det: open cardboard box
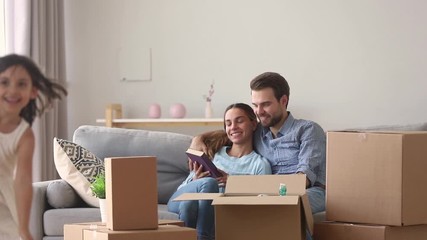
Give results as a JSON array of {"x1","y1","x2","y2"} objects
[{"x1": 174, "y1": 174, "x2": 313, "y2": 240}]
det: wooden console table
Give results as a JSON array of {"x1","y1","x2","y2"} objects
[{"x1": 96, "y1": 104, "x2": 223, "y2": 128}]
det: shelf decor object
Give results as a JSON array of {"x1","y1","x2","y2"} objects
[{"x1": 97, "y1": 104, "x2": 223, "y2": 128}]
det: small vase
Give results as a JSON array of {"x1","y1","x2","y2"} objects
[
  {"x1": 205, "y1": 101, "x2": 213, "y2": 118},
  {"x1": 99, "y1": 198, "x2": 107, "y2": 223}
]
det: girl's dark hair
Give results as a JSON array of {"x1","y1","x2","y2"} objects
[
  {"x1": 223, "y1": 102, "x2": 257, "y2": 129},
  {"x1": 0, "y1": 54, "x2": 67, "y2": 125}
]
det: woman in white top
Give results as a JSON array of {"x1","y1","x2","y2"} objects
[{"x1": 168, "y1": 103, "x2": 271, "y2": 240}]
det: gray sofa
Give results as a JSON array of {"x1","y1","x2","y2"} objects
[
  {"x1": 30, "y1": 122, "x2": 427, "y2": 240},
  {"x1": 30, "y1": 125, "x2": 193, "y2": 240}
]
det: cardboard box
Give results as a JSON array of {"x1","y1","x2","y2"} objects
[
  {"x1": 105, "y1": 156, "x2": 158, "y2": 230},
  {"x1": 64, "y1": 220, "x2": 184, "y2": 240},
  {"x1": 158, "y1": 219, "x2": 184, "y2": 227},
  {"x1": 175, "y1": 174, "x2": 313, "y2": 240},
  {"x1": 83, "y1": 225, "x2": 196, "y2": 240},
  {"x1": 64, "y1": 222, "x2": 105, "y2": 240},
  {"x1": 314, "y1": 222, "x2": 427, "y2": 240},
  {"x1": 326, "y1": 131, "x2": 427, "y2": 226}
]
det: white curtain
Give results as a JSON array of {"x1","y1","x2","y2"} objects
[{"x1": 5, "y1": 0, "x2": 67, "y2": 182}]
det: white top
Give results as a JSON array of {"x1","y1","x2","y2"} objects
[
  {"x1": 178, "y1": 146, "x2": 272, "y2": 189},
  {"x1": 0, "y1": 120, "x2": 29, "y2": 239},
  {"x1": 213, "y1": 146, "x2": 271, "y2": 175}
]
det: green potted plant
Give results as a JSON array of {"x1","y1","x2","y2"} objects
[
  {"x1": 90, "y1": 173, "x2": 107, "y2": 222},
  {"x1": 91, "y1": 173, "x2": 106, "y2": 199}
]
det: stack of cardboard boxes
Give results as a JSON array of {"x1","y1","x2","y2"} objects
[
  {"x1": 64, "y1": 156, "x2": 196, "y2": 240},
  {"x1": 315, "y1": 131, "x2": 427, "y2": 239}
]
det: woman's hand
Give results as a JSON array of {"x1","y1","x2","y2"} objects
[
  {"x1": 189, "y1": 160, "x2": 210, "y2": 180},
  {"x1": 216, "y1": 169, "x2": 228, "y2": 185}
]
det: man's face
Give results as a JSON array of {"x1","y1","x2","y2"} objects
[{"x1": 251, "y1": 88, "x2": 287, "y2": 128}]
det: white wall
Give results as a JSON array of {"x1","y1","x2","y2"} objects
[{"x1": 63, "y1": 0, "x2": 427, "y2": 138}]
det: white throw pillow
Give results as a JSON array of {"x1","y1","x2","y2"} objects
[{"x1": 53, "y1": 137, "x2": 104, "y2": 207}]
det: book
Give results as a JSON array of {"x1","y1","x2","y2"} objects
[{"x1": 185, "y1": 148, "x2": 223, "y2": 178}]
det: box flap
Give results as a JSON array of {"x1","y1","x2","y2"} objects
[
  {"x1": 224, "y1": 174, "x2": 306, "y2": 196},
  {"x1": 301, "y1": 194, "x2": 314, "y2": 235},
  {"x1": 83, "y1": 225, "x2": 197, "y2": 239},
  {"x1": 212, "y1": 195, "x2": 299, "y2": 205},
  {"x1": 172, "y1": 193, "x2": 223, "y2": 201}
]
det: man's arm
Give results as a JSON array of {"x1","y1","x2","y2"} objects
[
  {"x1": 189, "y1": 130, "x2": 229, "y2": 159},
  {"x1": 297, "y1": 123, "x2": 326, "y2": 188}
]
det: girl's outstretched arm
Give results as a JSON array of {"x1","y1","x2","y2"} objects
[{"x1": 14, "y1": 128, "x2": 35, "y2": 240}]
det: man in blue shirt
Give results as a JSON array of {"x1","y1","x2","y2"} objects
[{"x1": 250, "y1": 72, "x2": 326, "y2": 214}]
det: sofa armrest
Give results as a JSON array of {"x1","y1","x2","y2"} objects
[{"x1": 30, "y1": 180, "x2": 56, "y2": 240}]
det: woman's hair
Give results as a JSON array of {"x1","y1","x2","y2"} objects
[
  {"x1": 223, "y1": 102, "x2": 257, "y2": 129},
  {"x1": 202, "y1": 130, "x2": 231, "y2": 160},
  {"x1": 202, "y1": 103, "x2": 257, "y2": 159},
  {"x1": 0, "y1": 54, "x2": 68, "y2": 125}
]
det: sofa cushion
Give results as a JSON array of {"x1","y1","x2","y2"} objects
[
  {"x1": 46, "y1": 180, "x2": 81, "y2": 208},
  {"x1": 43, "y1": 208, "x2": 101, "y2": 236},
  {"x1": 73, "y1": 126, "x2": 193, "y2": 204},
  {"x1": 158, "y1": 204, "x2": 179, "y2": 220},
  {"x1": 43, "y1": 205, "x2": 179, "y2": 236},
  {"x1": 53, "y1": 138, "x2": 104, "y2": 207}
]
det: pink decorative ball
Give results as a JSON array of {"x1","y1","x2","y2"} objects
[
  {"x1": 148, "y1": 103, "x2": 161, "y2": 118},
  {"x1": 169, "y1": 103, "x2": 186, "y2": 118}
]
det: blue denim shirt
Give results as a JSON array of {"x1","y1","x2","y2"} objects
[{"x1": 253, "y1": 112, "x2": 326, "y2": 187}]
